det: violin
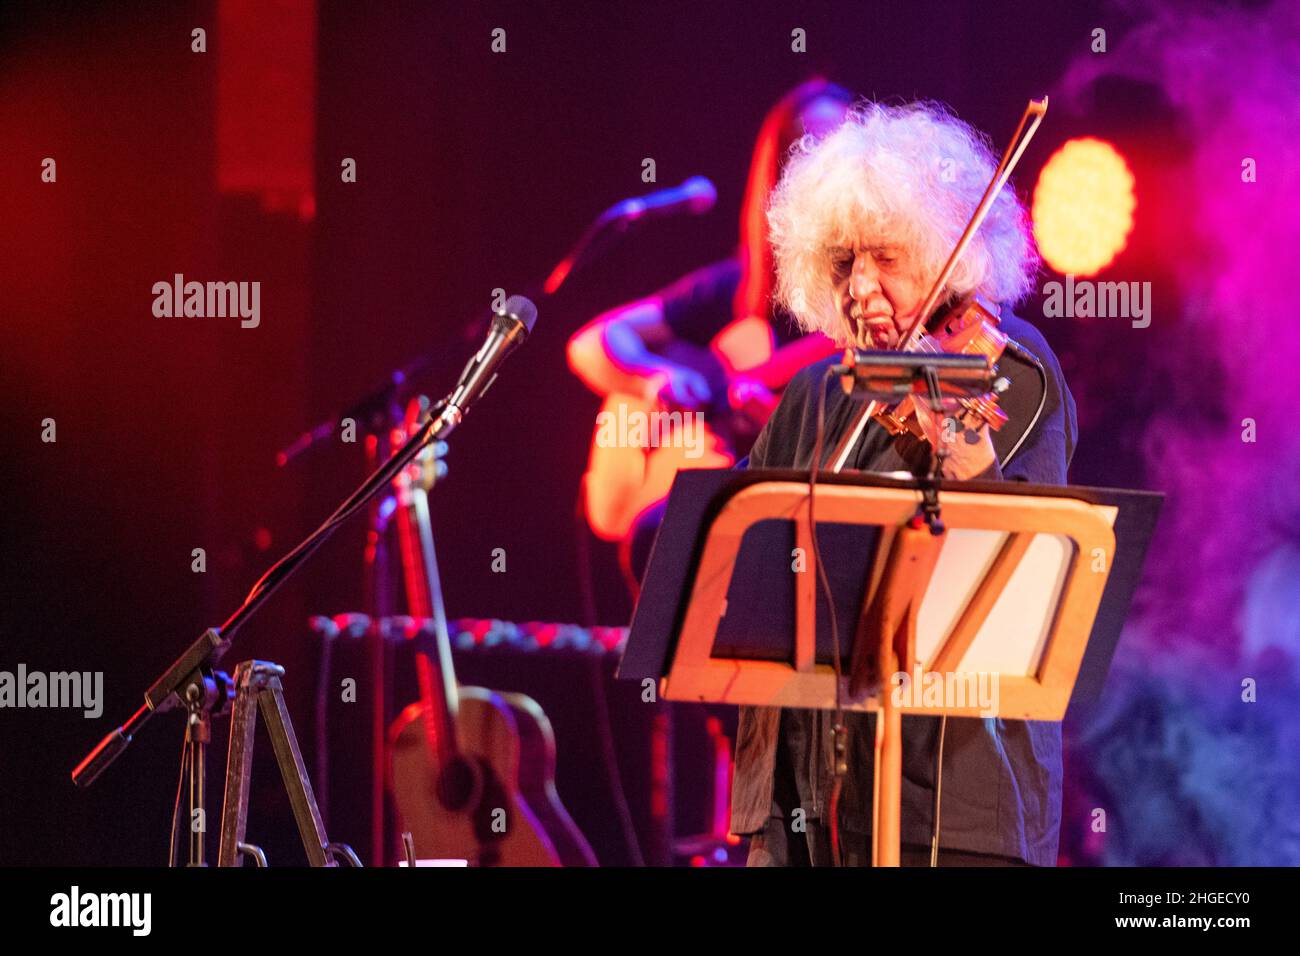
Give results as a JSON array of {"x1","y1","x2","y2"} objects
[
  {"x1": 868, "y1": 293, "x2": 1010, "y2": 439},
  {"x1": 828, "y1": 97, "x2": 1048, "y2": 472}
]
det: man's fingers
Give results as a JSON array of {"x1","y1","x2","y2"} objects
[{"x1": 913, "y1": 400, "x2": 943, "y2": 446}]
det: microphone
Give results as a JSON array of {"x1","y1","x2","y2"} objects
[
  {"x1": 438, "y1": 295, "x2": 538, "y2": 435},
  {"x1": 542, "y1": 177, "x2": 716, "y2": 294},
  {"x1": 610, "y1": 176, "x2": 717, "y2": 223}
]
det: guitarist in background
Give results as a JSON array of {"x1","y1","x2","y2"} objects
[{"x1": 567, "y1": 79, "x2": 853, "y2": 591}]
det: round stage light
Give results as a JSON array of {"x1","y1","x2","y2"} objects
[{"x1": 1032, "y1": 137, "x2": 1135, "y2": 277}]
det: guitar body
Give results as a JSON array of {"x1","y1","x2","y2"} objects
[
  {"x1": 391, "y1": 685, "x2": 598, "y2": 867},
  {"x1": 496, "y1": 689, "x2": 599, "y2": 867},
  {"x1": 583, "y1": 392, "x2": 735, "y2": 541}
]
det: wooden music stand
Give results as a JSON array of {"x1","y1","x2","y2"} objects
[{"x1": 620, "y1": 469, "x2": 1162, "y2": 866}]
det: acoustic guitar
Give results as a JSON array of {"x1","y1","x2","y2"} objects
[
  {"x1": 388, "y1": 399, "x2": 597, "y2": 866},
  {"x1": 581, "y1": 329, "x2": 838, "y2": 541}
]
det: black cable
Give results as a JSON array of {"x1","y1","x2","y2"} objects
[
  {"x1": 168, "y1": 739, "x2": 189, "y2": 867},
  {"x1": 573, "y1": 481, "x2": 599, "y2": 628},
  {"x1": 571, "y1": 478, "x2": 643, "y2": 864},
  {"x1": 929, "y1": 715, "x2": 947, "y2": 866},
  {"x1": 586, "y1": 653, "x2": 646, "y2": 866},
  {"x1": 919, "y1": 371, "x2": 953, "y2": 867},
  {"x1": 998, "y1": 340, "x2": 1048, "y2": 470},
  {"x1": 314, "y1": 634, "x2": 333, "y2": 827},
  {"x1": 809, "y1": 366, "x2": 847, "y2": 865}
]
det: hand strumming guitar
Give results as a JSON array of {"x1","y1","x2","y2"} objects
[{"x1": 646, "y1": 365, "x2": 713, "y2": 410}]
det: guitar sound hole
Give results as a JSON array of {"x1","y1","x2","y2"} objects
[{"x1": 436, "y1": 756, "x2": 478, "y2": 811}]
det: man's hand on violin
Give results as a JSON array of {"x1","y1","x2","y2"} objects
[{"x1": 911, "y1": 400, "x2": 997, "y2": 480}]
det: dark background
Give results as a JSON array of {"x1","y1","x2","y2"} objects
[{"x1": 0, "y1": 0, "x2": 1155, "y2": 865}]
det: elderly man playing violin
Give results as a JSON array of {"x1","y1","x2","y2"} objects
[{"x1": 733, "y1": 100, "x2": 1078, "y2": 867}]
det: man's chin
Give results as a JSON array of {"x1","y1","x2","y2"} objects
[{"x1": 853, "y1": 327, "x2": 898, "y2": 350}]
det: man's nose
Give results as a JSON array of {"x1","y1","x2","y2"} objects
[{"x1": 849, "y1": 253, "x2": 881, "y2": 303}]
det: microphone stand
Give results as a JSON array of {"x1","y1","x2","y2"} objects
[
  {"x1": 71, "y1": 400, "x2": 460, "y2": 865},
  {"x1": 277, "y1": 178, "x2": 713, "y2": 467},
  {"x1": 543, "y1": 176, "x2": 715, "y2": 294},
  {"x1": 249, "y1": 177, "x2": 706, "y2": 855}
]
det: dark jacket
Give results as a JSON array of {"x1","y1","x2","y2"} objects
[{"x1": 729, "y1": 314, "x2": 1077, "y2": 866}]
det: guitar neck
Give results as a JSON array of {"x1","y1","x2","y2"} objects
[
  {"x1": 746, "y1": 333, "x2": 839, "y2": 391},
  {"x1": 394, "y1": 484, "x2": 460, "y2": 765}
]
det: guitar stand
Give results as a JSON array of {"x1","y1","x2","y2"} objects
[{"x1": 217, "y1": 659, "x2": 362, "y2": 867}]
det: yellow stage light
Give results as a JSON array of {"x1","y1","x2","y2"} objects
[{"x1": 1032, "y1": 138, "x2": 1135, "y2": 277}]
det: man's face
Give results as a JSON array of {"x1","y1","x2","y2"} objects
[{"x1": 831, "y1": 243, "x2": 929, "y2": 350}]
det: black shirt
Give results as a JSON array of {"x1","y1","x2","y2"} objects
[{"x1": 658, "y1": 256, "x2": 803, "y2": 348}]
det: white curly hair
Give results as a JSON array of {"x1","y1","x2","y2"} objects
[{"x1": 767, "y1": 100, "x2": 1039, "y2": 344}]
